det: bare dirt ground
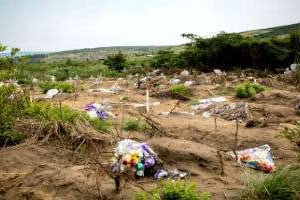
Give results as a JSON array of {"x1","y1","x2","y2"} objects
[{"x1": 1, "y1": 76, "x2": 300, "y2": 200}]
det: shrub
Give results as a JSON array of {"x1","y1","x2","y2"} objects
[
  {"x1": 135, "y1": 180, "x2": 211, "y2": 200},
  {"x1": 235, "y1": 82, "x2": 265, "y2": 98},
  {"x1": 0, "y1": 85, "x2": 29, "y2": 145},
  {"x1": 24, "y1": 102, "x2": 111, "y2": 133},
  {"x1": 170, "y1": 84, "x2": 191, "y2": 96},
  {"x1": 52, "y1": 68, "x2": 70, "y2": 81},
  {"x1": 279, "y1": 121, "x2": 300, "y2": 147},
  {"x1": 0, "y1": 130, "x2": 25, "y2": 146},
  {"x1": 38, "y1": 81, "x2": 74, "y2": 93},
  {"x1": 17, "y1": 79, "x2": 31, "y2": 85},
  {"x1": 24, "y1": 102, "x2": 84, "y2": 122},
  {"x1": 241, "y1": 164, "x2": 300, "y2": 200},
  {"x1": 123, "y1": 117, "x2": 150, "y2": 132},
  {"x1": 104, "y1": 51, "x2": 128, "y2": 71},
  {"x1": 90, "y1": 119, "x2": 112, "y2": 133}
]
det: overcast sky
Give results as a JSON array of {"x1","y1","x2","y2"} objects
[{"x1": 0, "y1": 0, "x2": 299, "y2": 52}]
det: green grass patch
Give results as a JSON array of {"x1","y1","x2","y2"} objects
[
  {"x1": 0, "y1": 85, "x2": 29, "y2": 145},
  {"x1": 170, "y1": 84, "x2": 191, "y2": 96},
  {"x1": 123, "y1": 117, "x2": 150, "y2": 132},
  {"x1": 279, "y1": 121, "x2": 300, "y2": 147},
  {"x1": 38, "y1": 81, "x2": 74, "y2": 93},
  {"x1": 240, "y1": 164, "x2": 300, "y2": 200},
  {"x1": 235, "y1": 82, "x2": 265, "y2": 98},
  {"x1": 135, "y1": 180, "x2": 211, "y2": 200},
  {"x1": 24, "y1": 102, "x2": 111, "y2": 133}
]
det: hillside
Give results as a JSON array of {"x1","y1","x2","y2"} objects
[
  {"x1": 42, "y1": 45, "x2": 179, "y2": 62},
  {"x1": 32, "y1": 22, "x2": 300, "y2": 62},
  {"x1": 240, "y1": 22, "x2": 300, "y2": 39}
]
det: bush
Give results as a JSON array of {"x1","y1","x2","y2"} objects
[
  {"x1": 235, "y1": 82, "x2": 265, "y2": 98},
  {"x1": 38, "y1": 81, "x2": 74, "y2": 93},
  {"x1": 279, "y1": 121, "x2": 300, "y2": 147},
  {"x1": 17, "y1": 79, "x2": 31, "y2": 85},
  {"x1": 123, "y1": 117, "x2": 150, "y2": 132},
  {"x1": 24, "y1": 102, "x2": 111, "y2": 133},
  {"x1": 0, "y1": 130, "x2": 25, "y2": 146},
  {"x1": 170, "y1": 84, "x2": 191, "y2": 96},
  {"x1": 241, "y1": 164, "x2": 300, "y2": 200},
  {"x1": 90, "y1": 119, "x2": 112, "y2": 133},
  {"x1": 24, "y1": 102, "x2": 84, "y2": 122},
  {"x1": 135, "y1": 180, "x2": 211, "y2": 200},
  {"x1": 104, "y1": 51, "x2": 127, "y2": 71},
  {"x1": 0, "y1": 85, "x2": 29, "y2": 145}
]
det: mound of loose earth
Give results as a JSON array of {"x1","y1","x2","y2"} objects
[{"x1": 0, "y1": 144, "x2": 115, "y2": 200}]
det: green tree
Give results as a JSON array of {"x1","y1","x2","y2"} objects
[
  {"x1": 150, "y1": 50, "x2": 179, "y2": 68},
  {"x1": 0, "y1": 43, "x2": 6, "y2": 52},
  {"x1": 10, "y1": 47, "x2": 20, "y2": 57},
  {"x1": 104, "y1": 51, "x2": 127, "y2": 71}
]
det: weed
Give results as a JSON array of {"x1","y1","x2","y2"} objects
[
  {"x1": 235, "y1": 82, "x2": 265, "y2": 98},
  {"x1": 90, "y1": 119, "x2": 112, "y2": 133},
  {"x1": 279, "y1": 121, "x2": 300, "y2": 147},
  {"x1": 240, "y1": 164, "x2": 300, "y2": 200},
  {"x1": 24, "y1": 102, "x2": 111, "y2": 133},
  {"x1": 38, "y1": 81, "x2": 74, "y2": 93},
  {"x1": 123, "y1": 117, "x2": 150, "y2": 132},
  {"x1": 135, "y1": 180, "x2": 211, "y2": 200},
  {"x1": 0, "y1": 85, "x2": 29, "y2": 145},
  {"x1": 170, "y1": 84, "x2": 191, "y2": 96}
]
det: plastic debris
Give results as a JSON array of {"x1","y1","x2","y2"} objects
[
  {"x1": 180, "y1": 70, "x2": 189, "y2": 76},
  {"x1": 192, "y1": 96, "x2": 227, "y2": 111},
  {"x1": 45, "y1": 89, "x2": 59, "y2": 99},
  {"x1": 154, "y1": 169, "x2": 168, "y2": 179},
  {"x1": 111, "y1": 139, "x2": 158, "y2": 177},
  {"x1": 84, "y1": 103, "x2": 114, "y2": 120},
  {"x1": 32, "y1": 78, "x2": 38, "y2": 84},
  {"x1": 168, "y1": 169, "x2": 188, "y2": 180},
  {"x1": 213, "y1": 69, "x2": 222, "y2": 75},
  {"x1": 89, "y1": 85, "x2": 123, "y2": 94},
  {"x1": 49, "y1": 75, "x2": 56, "y2": 82},
  {"x1": 169, "y1": 78, "x2": 181, "y2": 85},
  {"x1": 184, "y1": 81, "x2": 194, "y2": 87},
  {"x1": 110, "y1": 85, "x2": 123, "y2": 93},
  {"x1": 232, "y1": 144, "x2": 275, "y2": 173},
  {"x1": 202, "y1": 102, "x2": 248, "y2": 121},
  {"x1": 290, "y1": 63, "x2": 299, "y2": 72}
]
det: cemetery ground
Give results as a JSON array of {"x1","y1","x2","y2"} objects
[{"x1": 0, "y1": 72, "x2": 300, "y2": 200}]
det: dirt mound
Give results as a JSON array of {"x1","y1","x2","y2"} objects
[
  {"x1": 252, "y1": 90, "x2": 300, "y2": 107},
  {"x1": 151, "y1": 90, "x2": 191, "y2": 101},
  {"x1": 148, "y1": 137, "x2": 221, "y2": 173},
  {"x1": 0, "y1": 145, "x2": 115, "y2": 200}
]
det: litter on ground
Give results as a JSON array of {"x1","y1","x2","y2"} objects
[
  {"x1": 84, "y1": 103, "x2": 115, "y2": 120},
  {"x1": 202, "y1": 102, "x2": 248, "y2": 121},
  {"x1": 45, "y1": 89, "x2": 59, "y2": 99},
  {"x1": 111, "y1": 139, "x2": 158, "y2": 177},
  {"x1": 228, "y1": 144, "x2": 275, "y2": 173}
]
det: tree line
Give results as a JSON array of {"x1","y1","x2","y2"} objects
[{"x1": 151, "y1": 32, "x2": 300, "y2": 71}]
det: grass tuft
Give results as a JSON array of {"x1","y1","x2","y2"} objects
[{"x1": 240, "y1": 164, "x2": 300, "y2": 200}]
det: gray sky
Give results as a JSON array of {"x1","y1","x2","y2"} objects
[{"x1": 0, "y1": 0, "x2": 299, "y2": 51}]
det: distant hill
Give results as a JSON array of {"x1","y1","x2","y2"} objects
[
  {"x1": 0, "y1": 51, "x2": 49, "y2": 57},
  {"x1": 240, "y1": 22, "x2": 300, "y2": 39},
  {"x1": 31, "y1": 22, "x2": 300, "y2": 62},
  {"x1": 42, "y1": 46, "x2": 178, "y2": 62}
]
